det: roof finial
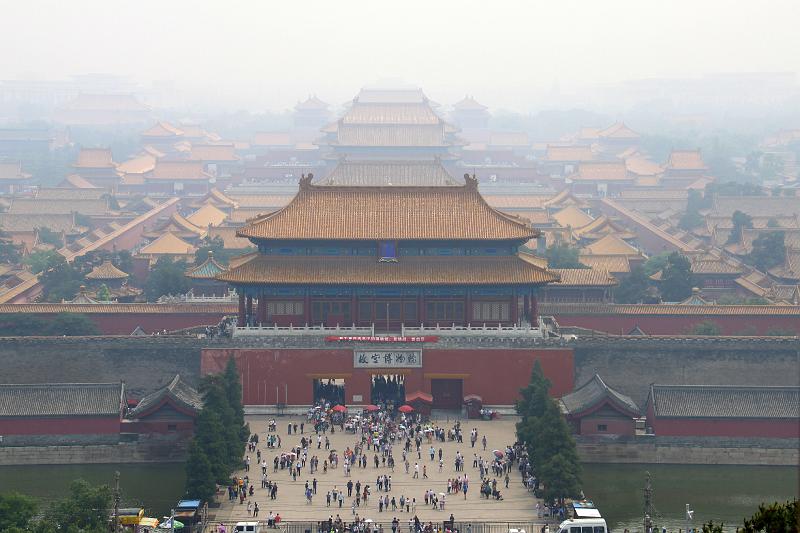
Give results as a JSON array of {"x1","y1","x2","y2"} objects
[{"x1": 464, "y1": 173, "x2": 478, "y2": 190}]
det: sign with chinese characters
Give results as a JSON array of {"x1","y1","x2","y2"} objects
[
  {"x1": 327, "y1": 336, "x2": 437, "y2": 343},
  {"x1": 354, "y1": 350, "x2": 423, "y2": 368}
]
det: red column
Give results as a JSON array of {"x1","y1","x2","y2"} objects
[
  {"x1": 464, "y1": 290, "x2": 471, "y2": 325},
  {"x1": 510, "y1": 290, "x2": 519, "y2": 325},
  {"x1": 246, "y1": 296, "x2": 254, "y2": 326},
  {"x1": 418, "y1": 293, "x2": 425, "y2": 325},
  {"x1": 351, "y1": 292, "x2": 358, "y2": 326},
  {"x1": 238, "y1": 292, "x2": 246, "y2": 326},
  {"x1": 303, "y1": 291, "x2": 311, "y2": 325},
  {"x1": 257, "y1": 293, "x2": 267, "y2": 325},
  {"x1": 523, "y1": 293, "x2": 530, "y2": 322},
  {"x1": 531, "y1": 292, "x2": 538, "y2": 325}
]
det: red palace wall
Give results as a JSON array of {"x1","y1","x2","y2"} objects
[
  {"x1": 202, "y1": 348, "x2": 574, "y2": 407},
  {"x1": 0, "y1": 416, "x2": 121, "y2": 435},
  {"x1": 579, "y1": 417, "x2": 634, "y2": 436},
  {"x1": 650, "y1": 417, "x2": 800, "y2": 439},
  {"x1": 552, "y1": 314, "x2": 800, "y2": 336}
]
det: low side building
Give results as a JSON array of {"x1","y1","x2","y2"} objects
[
  {"x1": 0, "y1": 382, "x2": 125, "y2": 446},
  {"x1": 125, "y1": 375, "x2": 202, "y2": 438},
  {"x1": 560, "y1": 374, "x2": 640, "y2": 436},
  {"x1": 646, "y1": 384, "x2": 800, "y2": 439}
]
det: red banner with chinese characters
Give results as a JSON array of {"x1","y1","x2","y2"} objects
[{"x1": 325, "y1": 335, "x2": 438, "y2": 343}]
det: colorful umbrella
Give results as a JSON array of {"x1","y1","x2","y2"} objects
[
  {"x1": 398, "y1": 404, "x2": 414, "y2": 413},
  {"x1": 365, "y1": 404, "x2": 380, "y2": 412},
  {"x1": 493, "y1": 449, "x2": 504, "y2": 458},
  {"x1": 332, "y1": 404, "x2": 347, "y2": 412}
]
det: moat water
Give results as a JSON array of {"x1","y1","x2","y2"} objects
[{"x1": 0, "y1": 463, "x2": 797, "y2": 530}]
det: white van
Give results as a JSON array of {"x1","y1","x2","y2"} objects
[
  {"x1": 556, "y1": 518, "x2": 608, "y2": 533},
  {"x1": 235, "y1": 522, "x2": 261, "y2": 533}
]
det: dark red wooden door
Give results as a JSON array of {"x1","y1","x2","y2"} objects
[{"x1": 431, "y1": 379, "x2": 463, "y2": 410}]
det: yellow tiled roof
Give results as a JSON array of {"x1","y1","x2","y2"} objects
[
  {"x1": 217, "y1": 253, "x2": 559, "y2": 286},
  {"x1": 582, "y1": 234, "x2": 641, "y2": 256},
  {"x1": 138, "y1": 233, "x2": 197, "y2": 255},
  {"x1": 186, "y1": 203, "x2": 228, "y2": 228},
  {"x1": 552, "y1": 205, "x2": 594, "y2": 229},
  {"x1": 545, "y1": 145, "x2": 594, "y2": 162},
  {"x1": 74, "y1": 148, "x2": 114, "y2": 168},
  {"x1": 667, "y1": 150, "x2": 707, "y2": 170},
  {"x1": 550, "y1": 268, "x2": 617, "y2": 286}
]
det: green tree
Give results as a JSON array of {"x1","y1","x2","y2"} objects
[
  {"x1": 689, "y1": 321, "x2": 721, "y2": 336},
  {"x1": 48, "y1": 312, "x2": 99, "y2": 336},
  {"x1": 0, "y1": 491, "x2": 37, "y2": 531},
  {"x1": 717, "y1": 294, "x2": 769, "y2": 305},
  {"x1": 747, "y1": 231, "x2": 786, "y2": 272},
  {"x1": 24, "y1": 249, "x2": 64, "y2": 275},
  {"x1": 195, "y1": 236, "x2": 238, "y2": 266},
  {"x1": 96, "y1": 283, "x2": 111, "y2": 302},
  {"x1": 44, "y1": 479, "x2": 112, "y2": 533},
  {"x1": 740, "y1": 499, "x2": 798, "y2": 533},
  {"x1": 545, "y1": 244, "x2": 587, "y2": 269},
  {"x1": 38, "y1": 259, "x2": 83, "y2": 302},
  {"x1": 184, "y1": 440, "x2": 217, "y2": 501},
  {"x1": 223, "y1": 357, "x2": 250, "y2": 443},
  {"x1": 0, "y1": 230, "x2": 22, "y2": 264},
  {"x1": 144, "y1": 257, "x2": 190, "y2": 301},
  {"x1": 36, "y1": 227, "x2": 64, "y2": 248},
  {"x1": 614, "y1": 265, "x2": 651, "y2": 303},
  {"x1": 679, "y1": 189, "x2": 705, "y2": 230},
  {"x1": 643, "y1": 252, "x2": 671, "y2": 276},
  {"x1": 700, "y1": 521, "x2": 724, "y2": 533},
  {"x1": 660, "y1": 252, "x2": 693, "y2": 302},
  {"x1": 726, "y1": 210, "x2": 753, "y2": 245}
]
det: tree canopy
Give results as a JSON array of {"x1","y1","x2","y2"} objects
[
  {"x1": 614, "y1": 265, "x2": 651, "y2": 304},
  {"x1": 747, "y1": 231, "x2": 786, "y2": 272},
  {"x1": 545, "y1": 244, "x2": 587, "y2": 269},
  {"x1": 726, "y1": 210, "x2": 753, "y2": 244},
  {"x1": 0, "y1": 313, "x2": 99, "y2": 336},
  {"x1": 660, "y1": 252, "x2": 693, "y2": 302},
  {"x1": 515, "y1": 362, "x2": 581, "y2": 504},
  {"x1": 145, "y1": 256, "x2": 190, "y2": 301},
  {"x1": 185, "y1": 357, "x2": 249, "y2": 502}
]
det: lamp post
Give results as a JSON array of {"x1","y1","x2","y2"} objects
[{"x1": 685, "y1": 503, "x2": 694, "y2": 533}]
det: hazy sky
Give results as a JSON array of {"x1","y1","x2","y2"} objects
[{"x1": 2, "y1": 0, "x2": 799, "y2": 111}]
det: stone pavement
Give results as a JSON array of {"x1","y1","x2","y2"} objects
[{"x1": 213, "y1": 415, "x2": 545, "y2": 525}]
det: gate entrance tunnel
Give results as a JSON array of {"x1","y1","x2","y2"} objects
[
  {"x1": 431, "y1": 378, "x2": 463, "y2": 410},
  {"x1": 370, "y1": 374, "x2": 406, "y2": 408},
  {"x1": 313, "y1": 378, "x2": 345, "y2": 406}
]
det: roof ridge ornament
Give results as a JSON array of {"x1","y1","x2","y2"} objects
[
  {"x1": 464, "y1": 173, "x2": 478, "y2": 190},
  {"x1": 298, "y1": 173, "x2": 314, "y2": 190}
]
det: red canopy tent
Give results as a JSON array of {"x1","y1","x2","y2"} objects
[{"x1": 405, "y1": 390, "x2": 433, "y2": 416}]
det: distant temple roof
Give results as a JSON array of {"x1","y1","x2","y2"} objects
[
  {"x1": 127, "y1": 374, "x2": 202, "y2": 419},
  {"x1": 598, "y1": 122, "x2": 639, "y2": 140},
  {"x1": 549, "y1": 268, "x2": 617, "y2": 287},
  {"x1": 648, "y1": 385, "x2": 799, "y2": 419},
  {"x1": 237, "y1": 175, "x2": 536, "y2": 242},
  {"x1": 73, "y1": 147, "x2": 115, "y2": 168},
  {"x1": 139, "y1": 233, "x2": 197, "y2": 255},
  {"x1": 86, "y1": 260, "x2": 129, "y2": 281},
  {"x1": 453, "y1": 96, "x2": 488, "y2": 112},
  {"x1": 666, "y1": 149, "x2": 708, "y2": 170},
  {"x1": 0, "y1": 382, "x2": 124, "y2": 417},
  {"x1": 316, "y1": 160, "x2": 460, "y2": 187},
  {"x1": 545, "y1": 145, "x2": 594, "y2": 162},
  {"x1": 295, "y1": 95, "x2": 329, "y2": 111},
  {"x1": 560, "y1": 374, "x2": 640, "y2": 417},
  {"x1": 186, "y1": 204, "x2": 228, "y2": 228},
  {"x1": 0, "y1": 161, "x2": 32, "y2": 181}
]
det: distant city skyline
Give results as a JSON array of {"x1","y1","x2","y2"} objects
[{"x1": 1, "y1": 0, "x2": 799, "y2": 112}]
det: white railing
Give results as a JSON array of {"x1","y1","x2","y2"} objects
[
  {"x1": 233, "y1": 323, "x2": 375, "y2": 337},
  {"x1": 402, "y1": 321, "x2": 547, "y2": 338},
  {"x1": 233, "y1": 319, "x2": 554, "y2": 338}
]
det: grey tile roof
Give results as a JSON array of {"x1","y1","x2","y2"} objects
[
  {"x1": 0, "y1": 383, "x2": 124, "y2": 417},
  {"x1": 560, "y1": 374, "x2": 640, "y2": 416},
  {"x1": 649, "y1": 385, "x2": 800, "y2": 419},
  {"x1": 127, "y1": 375, "x2": 202, "y2": 418}
]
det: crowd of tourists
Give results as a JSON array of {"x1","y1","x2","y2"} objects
[{"x1": 224, "y1": 408, "x2": 542, "y2": 532}]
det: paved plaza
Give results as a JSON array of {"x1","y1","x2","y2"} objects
[{"x1": 213, "y1": 415, "x2": 546, "y2": 525}]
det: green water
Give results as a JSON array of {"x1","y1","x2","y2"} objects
[
  {"x1": 581, "y1": 464, "x2": 799, "y2": 532},
  {"x1": 0, "y1": 463, "x2": 186, "y2": 517}
]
